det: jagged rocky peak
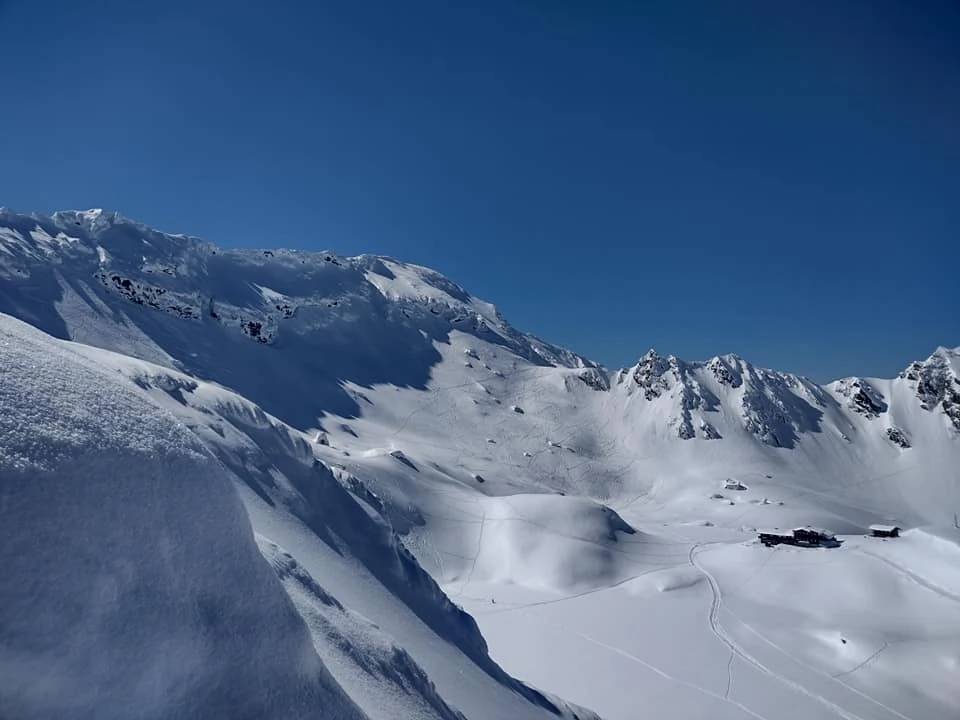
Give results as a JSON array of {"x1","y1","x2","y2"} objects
[
  {"x1": 624, "y1": 350, "x2": 717, "y2": 439},
  {"x1": 631, "y1": 349, "x2": 680, "y2": 400},
  {"x1": 833, "y1": 378, "x2": 888, "y2": 419},
  {"x1": 620, "y1": 348, "x2": 828, "y2": 446},
  {"x1": 706, "y1": 355, "x2": 744, "y2": 388},
  {"x1": 899, "y1": 346, "x2": 960, "y2": 431}
]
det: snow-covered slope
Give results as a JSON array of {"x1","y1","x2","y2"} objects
[
  {"x1": 0, "y1": 208, "x2": 591, "y2": 425},
  {"x1": 1, "y1": 208, "x2": 958, "y2": 720},
  {"x1": 0, "y1": 314, "x2": 365, "y2": 720}
]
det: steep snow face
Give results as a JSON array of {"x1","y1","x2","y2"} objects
[
  {"x1": 0, "y1": 314, "x2": 365, "y2": 720},
  {"x1": 258, "y1": 538, "x2": 466, "y2": 720}
]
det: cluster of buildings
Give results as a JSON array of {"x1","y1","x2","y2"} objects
[{"x1": 757, "y1": 524, "x2": 900, "y2": 548}]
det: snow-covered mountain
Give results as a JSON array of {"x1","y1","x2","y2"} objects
[{"x1": 2, "y1": 208, "x2": 958, "y2": 720}]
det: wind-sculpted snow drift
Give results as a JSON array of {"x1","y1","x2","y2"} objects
[
  {"x1": 1, "y1": 208, "x2": 958, "y2": 720},
  {"x1": 0, "y1": 314, "x2": 366, "y2": 720}
]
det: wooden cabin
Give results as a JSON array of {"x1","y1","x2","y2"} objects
[
  {"x1": 758, "y1": 530, "x2": 795, "y2": 547},
  {"x1": 793, "y1": 527, "x2": 836, "y2": 546},
  {"x1": 758, "y1": 527, "x2": 837, "y2": 548},
  {"x1": 869, "y1": 524, "x2": 901, "y2": 538}
]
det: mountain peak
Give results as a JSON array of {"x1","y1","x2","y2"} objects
[
  {"x1": 930, "y1": 345, "x2": 960, "y2": 364},
  {"x1": 898, "y1": 345, "x2": 960, "y2": 430},
  {"x1": 49, "y1": 208, "x2": 140, "y2": 235}
]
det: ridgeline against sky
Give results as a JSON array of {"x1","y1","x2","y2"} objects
[{"x1": 1, "y1": 0, "x2": 956, "y2": 380}]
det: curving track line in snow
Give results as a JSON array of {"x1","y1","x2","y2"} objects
[
  {"x1": 832, "y1": 642, "x2": 890, "y2": 680},
  {"x1": 689, "y1": 543, "x2": 869, "y2": 720},
  {"x1": 729, "y1": 613, "x2": 912, "y2": 720},
  {"x1": 474, "y1": 561, "x2": 687, "y2": 616},
  {"x1": 692, "y1": 543, "x2": 915, "y2": 720},
  {"x1": 569, "y1": 629, "x2": 773, "y2": 720},
  {"x1": 724, "y1": 651, "x2": 735, "y2": 699},
  {"x1": 856, "y1": 548, "x2": 960, "y2": 604},
  {"x1": 459, "y1": 508, "x2": 487, "y2": 592}
]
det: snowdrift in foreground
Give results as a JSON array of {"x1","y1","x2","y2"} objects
[
  {"x1": 258, "y1": 537, "x2": 466, "y2": 720},
  {"x1": 0, "y1": 314, "x2": 365, "y2": 720}
]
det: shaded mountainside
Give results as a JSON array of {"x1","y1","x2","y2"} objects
[{"x1": 0, "y1": 208, "x2": 592, "y2": 425}]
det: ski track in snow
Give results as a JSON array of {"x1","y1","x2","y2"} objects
[
  {"x1": 832, "y1": 642, "x2": 890, "y2": 680},
  {"x1": 568, "y1": 628, "x2": 773, "y2": 720},
  {"x1": 690, "y1": 541, "x2": 916, "y2": 720},
  {"x1": 730, "y1": 614, "x2": 913, "y2": 720},
  {"x1": 855, "y1": 548, "x2": 960, "y2": 604},
  {"x1": 459, "y1": 508, "x2": 487, "y2": 593},
  {"x1": 724, "y1": 651, "x2": 735, "y2": 699},
  {"x1": 690, "y1": 543, "x2": 868, "y2": 720}
]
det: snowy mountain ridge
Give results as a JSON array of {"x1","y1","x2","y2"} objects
[
  {"x1": 0, "y1": 207, "x2": 592, "y2": 368},
  {"x1": 614, "y1": 344, "x2": 960, "y2": 451},
  {"x1": 2, "y1": 207, "x2": 956, "y2": 449}
]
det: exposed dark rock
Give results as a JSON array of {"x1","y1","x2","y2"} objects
[
  {"x1": 95, "y1": 271, "x2": 199, "y2": 319},
  {"x1": 707, "y1": 357, "x2": 743, "y2": 388},
  {"x1": 886, "y1": 426, "x2": 911, "y2": 448},
  {"x1": 700, "y1": 422, "x2": 722, "y2": 440},
  {"x1": 899, "y1": 351, "x2": 960, "y2": 431},
  {"x1": 632, "y1": 349, "x2": 673, "y2": 400},
  {"x1": 834, "y1": 378, "x2": 887, "y2": 419},
  {"x1": 576, "y1": 368, "x2": 610, "y2": 391}
]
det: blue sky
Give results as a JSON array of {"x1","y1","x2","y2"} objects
[{"x1": 1, "y1": 0, "x2": 957, "y2": 380}]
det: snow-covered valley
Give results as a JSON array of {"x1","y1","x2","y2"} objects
[{"x1": 1, "y1": 209, "x2": 958, "y2": 719}]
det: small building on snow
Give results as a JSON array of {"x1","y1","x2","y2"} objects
[
  {"x1": 793, "y1": 526, "x2": 836, "y2": 546},
  {"x1": 758, "y1": 526, "x2": 837, "y2": 548},
  {"x1": 869, "y1": 524, "x2": 901, "y2": 538},
  {"x1": 758, "y1": 530, "x2": 795, "y2": 547}
]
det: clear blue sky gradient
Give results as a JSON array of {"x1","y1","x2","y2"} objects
[{"x1": 2, "y1": 0, "x2": 957, "y2": 380}]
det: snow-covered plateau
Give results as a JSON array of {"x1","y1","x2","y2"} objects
[{"x1": 1, "y1": 208, "x2": 958, "y2": 720}]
